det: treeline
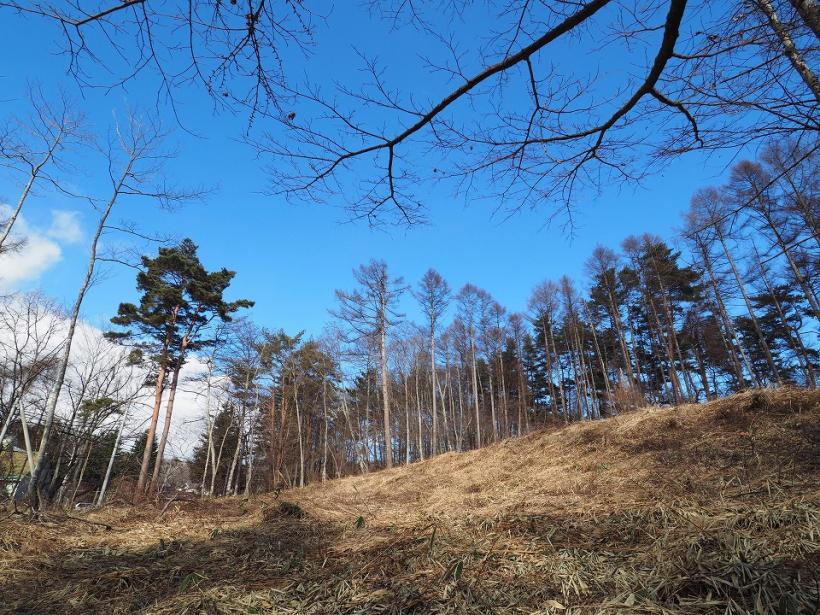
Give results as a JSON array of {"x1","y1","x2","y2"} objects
[
  {"x1": 190, "y1": 140, "x2": 818, "y2": 494},
  {"x1": 0, "y1": 140, "x2": 817, "y2": 505}
]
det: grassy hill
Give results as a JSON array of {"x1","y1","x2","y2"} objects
[{"x1": 1, "y1": 387, "x2": 818, "y2": 614}]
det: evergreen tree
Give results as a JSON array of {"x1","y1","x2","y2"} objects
[{"x1": 107, "y1": 238, "x2": 253, "y2": 497}]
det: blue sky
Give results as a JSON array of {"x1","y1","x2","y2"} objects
[{"x1": 0, "y1": 3, "x2": 748, "y2": 335}]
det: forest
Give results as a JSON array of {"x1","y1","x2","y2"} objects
[
  {"x1": 0, "y1": 0, "x2": 818, "y2": 613},
  {"x1": 1, "y1": 139, "x2": 816, "y2": 506}
]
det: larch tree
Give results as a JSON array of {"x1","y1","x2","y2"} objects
[
  {"x1": 333, "y1": 260, "x2": 405, "y2": 469},
  {"x1": 413, "y1": 269, "x2": 450, "y2": 457},
  {"x1": 456, "y1": 284, "x2": 492, "y2": 448}
]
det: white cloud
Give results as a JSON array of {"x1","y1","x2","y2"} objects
[
  {"x1": 0, "y1": 205, "x2": 83, "y2": 288},
  {"x1": 47, "y1": 210, "x2": 83, "y2": 243},
  {"x1": 0, "y1": 292, "x2": 211, "y2": 460}
]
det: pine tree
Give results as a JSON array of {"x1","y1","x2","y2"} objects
[{"x1": 107, "y1": 238, "x2": 253, "y2": 497}]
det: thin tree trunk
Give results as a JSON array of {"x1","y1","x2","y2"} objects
[
  {"x1": 379, "y1": 305, "x2": 393, "y2": 468},
  {"x1": 0, "y1": 126, "x2": 65, "y2": 250},
  {"x1": 339, "y1": 390, "x2": 368, "y2": 473},
  {"x1": 211, "y1": 413, "x2": 230, "y2": 495},
  {"x1": 488, "y1": 368, "x2": 498, "y2": 441},
  {"x1": 201, "y1": 375, "x2": 215, "y2": 495},
  {"x1": 413, "y1": 363, "x2": 423, "y2": 460},
  {"x1": 548, "y1": 323, "x2": 566, "y2": 420},
  {"x1": 96, "y1": 408, "x2": 128, "y2": 507},
  {"x1": 756, "y1": 0, "x2": 820, "y2": 101},
  {"x1": 69, "y1": 440, "x2": 93, "y2": 508},
  {"x1": 759, "y1": 209, "x2": 820, "y2": 321},
  {"x1": 498, "y1": 353, "x2": 509, "y2": 437},
  {"x1": 717, "y1": 231, "x2": 782, "y2": 385},
  {"x1": 225, "y1": 405, "x2": 245, "y2": 496},
  {"x1": 605, "y1": 284, "x2": 636, "y2": 386},
  {"x1": 0, "y1": 404, "x2": 18, "y2": 455},
  {"x1": 699, "y1": 244, "x2": 755, "y2": 385},
  {"x1": 585, "y1": 305, "x2": 613, "y2": 407},
  {"x1": 294, "y1": 384, "x2": 305, "y2": 487},
  {"x1": 403, "y1": 374, "x2": 411, "y2": 463},
  {"x1": 455, "y1": 362, "x2": 465, "y2": 451},
  {"x1": 243, "y1": 398, "x2": 257, "y2": 497},
  {"x1": 753, "y1": 243, "x2": 816, "y2": 387},
  {"x1": 17, "y1": 400, "x2": 35, "y2": 477},
  {"x1": 29, "y1": 158, "x2": 134, "y2": 505},
  {"x1": 442, "y1": 350, "x2": 453, "y2": 451},
  {"x1": 321, "y1": 380, "x2": 329, "y2": 481},
  {"x1": 430, "y1": 330, "x2": 438, "y2": 456},
  {"x1": 540, "y1": 320, "x2": 558, "y2": 415},
  {"x1": 470, "y1": 331, "x2": 481, "y2": 448}
]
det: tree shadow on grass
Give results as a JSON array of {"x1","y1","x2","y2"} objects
[
  {"x1": 2, "y1": 498, "x2": 818, "y2": 614},
  {"x1": 0, "y1": 506, "x2": 336, "y2": 614}
]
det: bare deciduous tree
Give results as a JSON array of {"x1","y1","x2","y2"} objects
[
  {"x1": 333, "y1": 260, "x2": 405, "y2": 468},
  {"x1": 413, "y1": 269, "x2": 450, "y2": 456},
  {"x1": 28, "y1": 114, "x2": 195, "y2": 506},
  {"x1": 0, "y1": 89, "x2": 84, "y2": 253}
]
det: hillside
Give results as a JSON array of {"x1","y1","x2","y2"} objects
[{"x1": 1, "y1": 387, "x2": 818, "y2": 614}]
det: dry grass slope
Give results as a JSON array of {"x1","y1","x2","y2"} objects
[{"x1": 1, "y1": 387, "x2": 818, "y2": 614}]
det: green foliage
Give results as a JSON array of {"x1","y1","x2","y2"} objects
[{"x1": 106, "y1": 238, "x2": 253, "y2": 374}]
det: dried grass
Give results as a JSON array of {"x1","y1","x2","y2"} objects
[{"x1": 1, "y1": 387, "x2": 818, "y2": 614}]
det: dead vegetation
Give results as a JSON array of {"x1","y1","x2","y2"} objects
[{"x1": 1, "y1": 387, "x2": 818, "y2": 614}]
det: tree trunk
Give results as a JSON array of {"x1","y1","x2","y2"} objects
[
  {"x1": 413, "y1": 363, "x2": 423, "y2": 460},
  {"x1": 753, "y1": 244, "x2": 816, "y2": 388},
  {"x1": 379, "y1": 306, "x2": 393, "y2": 468},
  {"x1": 717, "y1": 231, "x2": 782, "y2": 385},
  {"x1": 29, "y1": 159, "x2": 133, "y2": 506},
  {"x1": 96, "y1": 408, "x2": 128, "y2": 507},
  {"x1": 294, "y1": 385, "x2": 305, "y2": 487},
  {"x1": 69, "y1": 440, "x2": 93, "y2": 508},
  {"x1": 758, "y1": 208, "x2": 820, "y2": 321},
  {"x1": 469, "y1": 330, "x2": 481, "y2": 448},
  {"x1": 149, "y1": 362, "x2": 183, "y2": 493},
  {"x1": 540, "y1": 320, "x2": 558, "y2": 415},
  {"x1": 17, "y1": 400, "x2": 35, "y2": 479},
  {"x1": 498, "y1": 353, "x2": 509, "y2": 436},
  {"x1": 0, "y1": 126, "x2": 65, "y2": 250},
  {"x1": 788, "y1": 0, "x2": 820, "y2": 38},
  {"x1": 211, "y1": 412, "x2": 230, "y2": 495},
  {"x1": 0, "y1": 404, "x2": 18, "y2": 455},
  {"x1": 321, "y1": 380, "x2": 329, "y2": 481},
  {"x1": 243, "y1": 398, "x2": 257, "y2": 497},
  {"x1": 225, "y1": 406, "x2": 244, "y2": 496},
  {"x1": 699, "y1": 243, "x2": 755, "y2": 385},
  {"x1": 137, "y1": 358, "x2": 168, "y2": 498},
  {"x1": 756, "y1": 0, "x2": 820, "y2": 101},
  {"x1": 430, "y1": 331, "x2": 438, "y2": 456}
]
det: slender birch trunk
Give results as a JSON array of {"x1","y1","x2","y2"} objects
[
  {"x1": 96, "y1": 407, "x2": 128, "y2": 507},
  {"x1": 29, "y1": 156, "x2": 134, "y2": 505}
]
